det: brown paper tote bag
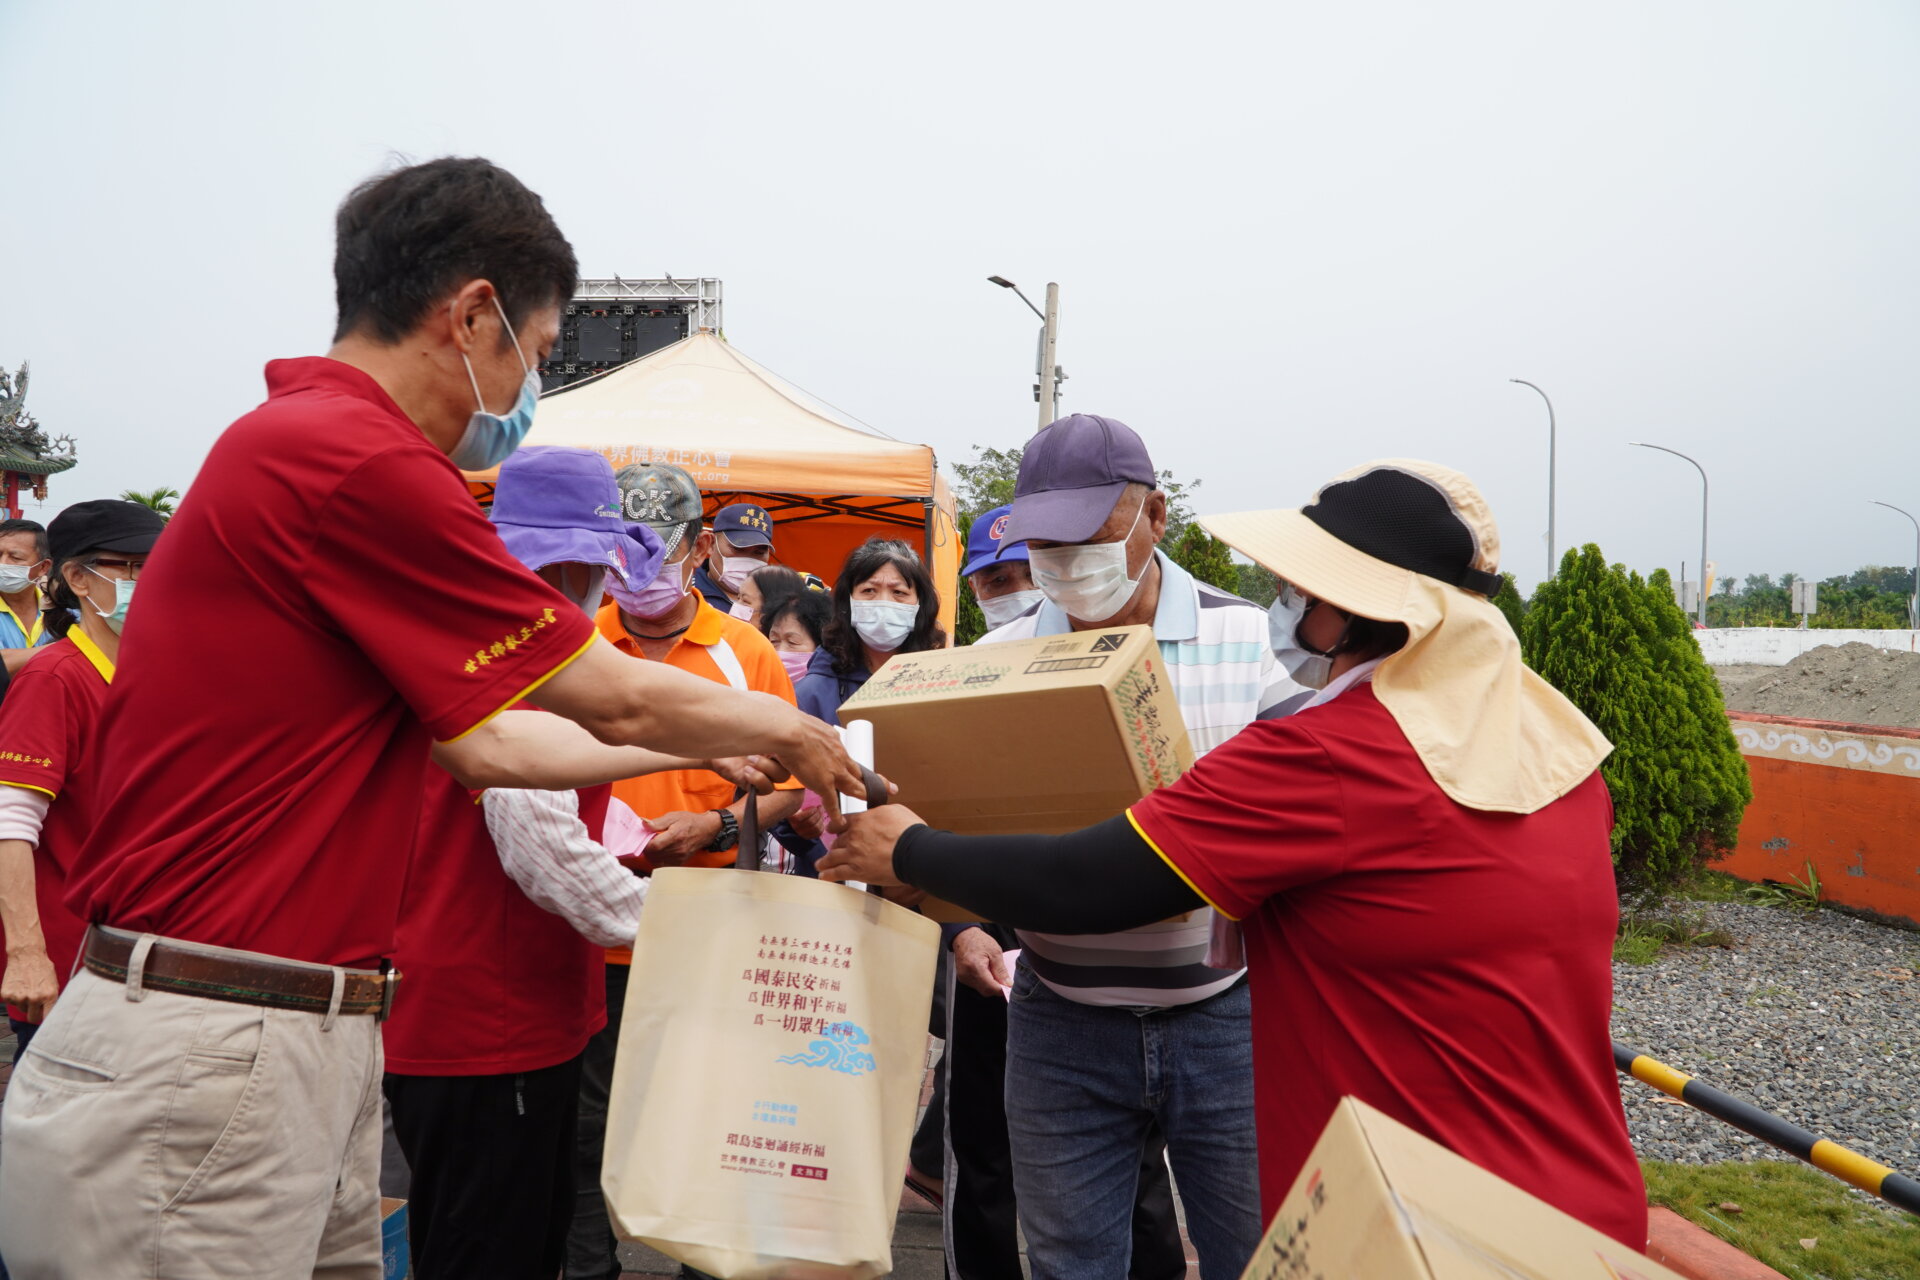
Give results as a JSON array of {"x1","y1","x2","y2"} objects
[{"x1": 602, "y1": 866, "x2": 941, "y2": 1279}]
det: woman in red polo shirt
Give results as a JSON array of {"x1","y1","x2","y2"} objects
[
  {"x1": 0, "y1": 499, "x2": 165, "y2": 1061},
  {"x1": 819, "y1": 460, "x2": 1649, "y2": 1252}
]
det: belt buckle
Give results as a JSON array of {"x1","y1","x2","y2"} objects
[{"x1": 378, "y1": 961, "x2": 401, "y2": 1021}]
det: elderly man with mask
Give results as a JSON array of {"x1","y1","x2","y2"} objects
[
  {"x1": 383, "y1": 446, "x2": 724, "y2": 1280},
  {"x1": 570, "y1": 461, "x2": 807, "y2": 1280},
  {"x1": 930, "y1": 415, "x2": 1300, "y2": 1280},
  {"x1": 821, "y1": 459, "x2": 1647, "y2": 1253}
]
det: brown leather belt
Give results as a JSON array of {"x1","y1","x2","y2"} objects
[{"x1": 83, "y1": 927, "x2": 398, "y2": 1019}]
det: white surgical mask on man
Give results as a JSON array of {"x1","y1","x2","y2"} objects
[
  {"x1": 978, "y1": 587, "x2": 1044, "y2": 631},
  {"x1": 0, "y1": 565, "x2": 35, "y2": 595},
  {"x1": 1026, "y1": 495, "x2": 1146, "y2": 622},
  {"x1": 850, "y1": 600, "x2": 917, "y2": 653}
]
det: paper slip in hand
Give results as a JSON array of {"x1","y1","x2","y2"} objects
[
  {"x1": 1000, "y1": 949, "x2": 1021, "y2": 1001},
  {"x1": 604, "y1": 797, "x2": 656, "y2": 864}
]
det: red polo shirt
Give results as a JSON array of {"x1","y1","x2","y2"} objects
[
  {"x1": 1128, "y1": 684, "x2": 1647, "y2": 1250},
  {"x1": 65, "y1": 358, "x2": 598, "y2": 970},
  {"x1": 0, "y1": 631, "x2": 115, "y2": 1022},
  {"x1": 383, "y1": 766, "x2": 611, "y2": 1075}
]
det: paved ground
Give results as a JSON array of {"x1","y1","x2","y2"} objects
[{"x1": 0, "y1": 1028, "x2": 1051, "y2": 1277}]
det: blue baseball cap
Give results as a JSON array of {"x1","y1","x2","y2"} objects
[
  {"x1": 713, "y1": 502, "x2": 774, "y2": 549},
  {"x1": 962, "y1": 504, "x2": 1028, "y2": 578}
]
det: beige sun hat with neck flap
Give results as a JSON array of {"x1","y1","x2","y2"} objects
[{"x1": 1200, "y1": 458, "x2": 1611, "y2": 815}]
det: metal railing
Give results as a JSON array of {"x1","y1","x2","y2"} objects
[{"x1": 1614, "y1": 1041, "x2": 1920, "y2": 1215}]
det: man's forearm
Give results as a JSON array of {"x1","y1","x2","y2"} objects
[
  {"x1": 1, "y1": 647, "x2": 36, "y2": 676},
  {"x1": 435, "y1": 710, "x2": 704, "y2": 792},
  {"x1": 0, "y1": 838, "x2": 47, "y2": 959},
  {"x1": 530, "y1": 639, "x2": 810, "y2": 761}
]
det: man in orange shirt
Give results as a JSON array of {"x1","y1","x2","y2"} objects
[{"x1": 569, "y1": 461, "x2": 805, "y2": 1280}]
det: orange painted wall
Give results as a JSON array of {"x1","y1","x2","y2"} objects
[{"x1": 1723, "y1": 731, "x2": 1920, "y2": 927}]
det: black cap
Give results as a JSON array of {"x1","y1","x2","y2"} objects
[
  {"x1": 1301, "y1": 467, "x2": 1504, "y2": 597},
  {"x1": 48, "y1": 500, "x2": 168, "y2": 563}
]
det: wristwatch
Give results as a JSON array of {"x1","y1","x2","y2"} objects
[{"x1": 706, "y1": 808, "x2": 740, "y2": 852}]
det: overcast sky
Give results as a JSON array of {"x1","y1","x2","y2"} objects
[{"x1": 3, "y1": 1, "x2": 1915, "y2": 591}]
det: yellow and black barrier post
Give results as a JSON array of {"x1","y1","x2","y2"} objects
[{"x1": 1614, "y1": 1041, "x2": 1920, "y2": 1216}]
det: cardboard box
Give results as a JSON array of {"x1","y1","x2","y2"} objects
[
  {"x1": 1242, "y1": 1098, "x2": 1679, "y2": 1280},
  {"x1": 380, "y1": 1197, "x2": 411, "y2": 1280},
  {"x1": 837, "y1": 625, "x2": 1193, "y2": 921}
]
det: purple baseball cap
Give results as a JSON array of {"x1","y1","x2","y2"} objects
[
  {"x1": 1000, "y1": 414, "x2": 1158, "y2": 546},
  {"x1": 961, "y1": 503, "x2": 1028, "y2": 578},
  {"x1": 491, "y1": 447, "x2": 666, "y2": 588}
]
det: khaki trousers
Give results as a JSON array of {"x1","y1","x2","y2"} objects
[{"x1": 0, "y1": 963, "x2": 384, "y2": 1279}]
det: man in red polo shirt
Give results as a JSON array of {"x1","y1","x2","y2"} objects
[{"x1": 0, "y1": 158, "x2": 865, "y2": 1280}]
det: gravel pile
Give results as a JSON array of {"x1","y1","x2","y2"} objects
[
  {"x1": 1611, "y1": 900, "x2": 1920, "y2": 1173},
  {"x1": 1715, "y1": 642, "x2": 1920, "y2": 729}
]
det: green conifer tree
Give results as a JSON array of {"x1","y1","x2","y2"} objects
[
  {"x1": 1165, "y1": 523, "x2": 1238, "y2": 594},
  {"x1": 1640, "y1": 568, "x2": 1752, "y2": 863},
  {"x1": 1521, "y1": 545, "x2": 1751, "y2": 896},
  {"x1": 1491, "y1": 572, "x2": 1526, "y2": 636}
]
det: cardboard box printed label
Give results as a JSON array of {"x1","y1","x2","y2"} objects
[
  {"x1": 1241, "y1": 1098, "x2": 1681, "y2": 1280},
  {"x1": 837, "y1": 625, "x2": 1194, "y2": 921}
]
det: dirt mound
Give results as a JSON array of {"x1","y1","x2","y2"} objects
[{"x1": 1714, "y1": 643, "x2": 1920, "y2": 730}]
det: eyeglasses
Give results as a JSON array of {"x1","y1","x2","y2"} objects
[{"x1": 87, "y1": 556, "x2": 148, "y2": 580}]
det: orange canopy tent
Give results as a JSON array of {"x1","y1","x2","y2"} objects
[{"x1": 466, "y1": 332, "x2": 960, "y2": 631}]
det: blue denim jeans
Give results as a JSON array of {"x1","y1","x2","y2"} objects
[{"x1": 1004, "y1": 963, "x2": 1261, "y2": 1280}]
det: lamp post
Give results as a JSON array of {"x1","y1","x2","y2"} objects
[
  {"x1": 1869, "y1": 500, "x2": 1920, "y2": 629},
  {"x1": 1509, "y1": 379, "x2": 1557, "y2": 579},
  {"x1": 988, "y1": 275, "x2": 1062, "y2": 430},
  {"x1": 1630, "y1": 442, "x2": 1709, "y2": 628}
]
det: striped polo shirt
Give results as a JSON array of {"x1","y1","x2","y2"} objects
[{"x1": 980, "y1": 550, "x2": 1300, "y2": 1006}]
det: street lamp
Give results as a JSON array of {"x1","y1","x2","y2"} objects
[
  {"x1": 1509, "y1": 379, "x2": 1557, "y2": 579},
  {"x1": 1630, "y1": 442, "x2": 1710, "y2": 628},
  {"x1": 987, "y1": 275, "x2": 1062, "y2": 430},
  {"x1": 1869, "y1": 500, "x2": 1920, "y2": 629}
]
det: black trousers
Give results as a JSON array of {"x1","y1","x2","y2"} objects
[
  {"x1": 940, "y1": 934, "x2": 1186, "y2": 1280},
  {"x1": 384, "y1": 1053, "x2": 584, "y2": 1280},
  {"x1": 569, "y1": 964, "x2": 627, "y2": 1280}
]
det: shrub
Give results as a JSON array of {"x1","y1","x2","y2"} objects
[
  {"x1": 1522, "y1": 545, "x2": 1752, "y2": 897},
  {"x1": 1491, "y1": 572, "x2": 1526, "y2": 636}
]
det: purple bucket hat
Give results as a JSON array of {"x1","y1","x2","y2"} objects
[
  {"x1": 491, "y1": 447, "x2": 666, "y2": 587},
  {"x1": 1000, "y1": 414, "x2": 1158, "y2": 547}
]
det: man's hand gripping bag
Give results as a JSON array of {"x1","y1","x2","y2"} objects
[{"x1": 602, "y1": 867, "x2": 939, "y2": 1278}]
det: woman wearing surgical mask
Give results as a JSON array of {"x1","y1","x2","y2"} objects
[
  {"x1": 732, "y1": 565, "x2": 805, "y2": 629},
  {"x1": 760, "y1": 587, "x2": 831, "y2": 684},
  {"x1": 792, "y1": 538, "x2": 945, "y2": 725},
  {"x1": 756, "y1": 588, "x2": 838, "y2": 864},
  {"x1": 0, "y1": 499, "x2": 165, "y2": 1063}
]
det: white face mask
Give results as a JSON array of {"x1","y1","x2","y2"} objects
[
  {"x1": 1267, "y1": 587, "x2": 1332, "y2": 690},
  {"x1": 0, "y1": 564, "x2": 35, "y2": 595},
  {"x1": 1026, "y1": 496, "x2": 1146, "y2": 623},
  {"x1": 554, "y1": 566, "x2": 607, "y2": 618},
  {"x1": 716, "y1": 555, "x2": 762, "y2": 595},
  {"x1": 979, "y1": 587, "x2": 1044, "y2": 631},
  {"x1": 729, "y1": 599, "x2": 755, "y2": 622},
  {"x1": 850, "y1": 600, "x2": 917, "y2": 653}
]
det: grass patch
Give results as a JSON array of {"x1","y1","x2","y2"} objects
[
  {"x1": 1672, "y1": 869, "x2": 1751, "y2": 904},
  {"x1": 1643, "y1": 1159, "x2": 1920, "y2": 1279},
  {"x1": 1614, "y1": 909, "x2": 1738, "y2": 965}
]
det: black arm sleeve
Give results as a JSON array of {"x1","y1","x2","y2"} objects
[{"x1": 892, "y1": 815, "x2": 1203, "y2": 934}]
